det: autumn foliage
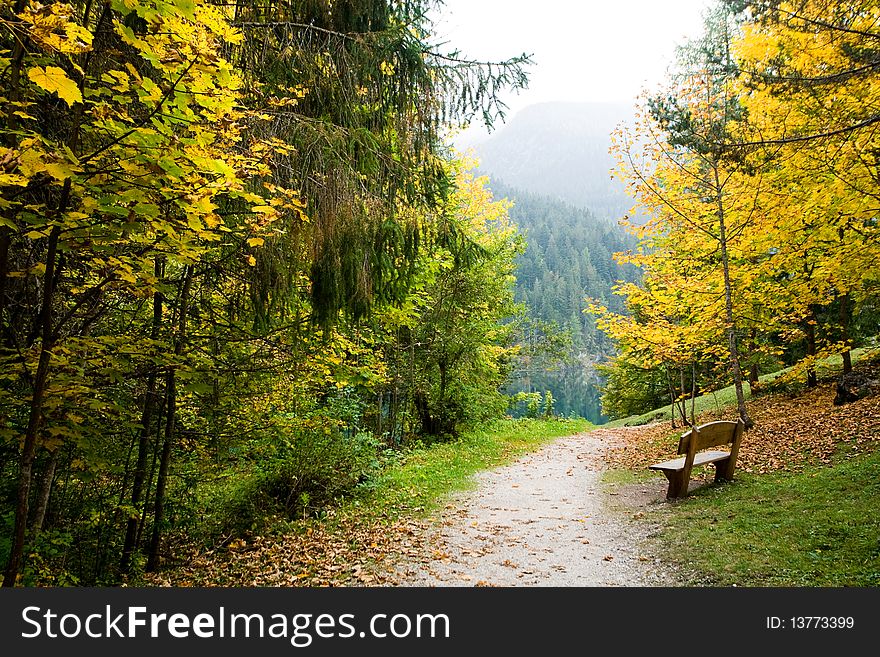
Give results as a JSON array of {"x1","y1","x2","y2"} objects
[
  {"x1": 0, "y1": 0, "x2": 530, "y2": 586},
  {"x1": 593, "y1": 1, "x2": 880, "y2": 425}
]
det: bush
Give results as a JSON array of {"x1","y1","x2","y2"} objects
[
  {"x1": 261, "y1": 429, "x2": 380, "y2": 516},
  {"x1": 507, "y1": 391, "x2": 543, "y2": 418},
  {"x1": 542, "y1": 390, "x2": 555, "y2": 418},
  {"x1": 200, "y1": 425, "x2": 382, "y2": 540}
]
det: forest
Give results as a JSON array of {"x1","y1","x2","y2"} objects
[
  {"x1": 499, "y1": 185, "x2": 637, "y2": 423},
  {"x1": 1, "y1": 0, "x2": 879, "y2": 588},
  {"x1": 0, "y1": 0, "x2": 532, "y2": 586}
]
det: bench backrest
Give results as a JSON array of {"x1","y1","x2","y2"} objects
[{"x1": 677, "y1": 419, "x2": 745, "y2": 455}]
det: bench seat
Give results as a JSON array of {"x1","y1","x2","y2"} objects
[{"x1": 649, "y1": 450, "x2": 731, "y2": 473}]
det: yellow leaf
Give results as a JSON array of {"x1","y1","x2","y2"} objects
[
  {"x1": 247, "y1": 237, "x2": 264, "y2": 247},
  {"x1": 0, "y1": 173, "x2": 29, "y2": 187},
  {"x1": 46, "y1": 163, "x2": 73, "y2": 182},
  {"x1": 27, "y1": 66, "x2": 82, "y2": 106},
  {"x1": 18, "y1": 149, "x2": 47, "y2": 177}
]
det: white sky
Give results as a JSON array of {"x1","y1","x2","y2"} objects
[{"x1": 434, "y1": 0, "x2": 712, "y2": 130}]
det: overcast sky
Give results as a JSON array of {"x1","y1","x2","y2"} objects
[{"x1": 434, "y1": 0, "x2": 712, "y2": 133}]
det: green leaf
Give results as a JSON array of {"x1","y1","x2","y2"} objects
[{"x1": 134, "y1": 203, "x2": 160, "y2": 219}]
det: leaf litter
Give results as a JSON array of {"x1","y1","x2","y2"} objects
[{"x1": 144, "y1": 382, "x2": 877, "y2": 587}]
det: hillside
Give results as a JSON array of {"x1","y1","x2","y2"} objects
[{"x1": 497, "y1": 184, "x2": 638, "y2": 422}]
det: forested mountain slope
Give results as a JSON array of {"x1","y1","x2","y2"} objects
[{"x1": 495, "y1": 184, "x2": 638, "y2": 422}]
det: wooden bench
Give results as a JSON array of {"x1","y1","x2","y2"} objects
[{"x1": 649, "y1": 419, "x2": 744, "y2": 499}]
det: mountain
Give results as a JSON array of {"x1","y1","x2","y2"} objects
[
  {"x1": 466, "y1": 102, "x2": 636, "y2": 221},
  {"x1": 495, "y1": 184, "x2": 639, "y2": 423},
  {"x1": 460, "y1": 102, "x2": 644, "y2": 422}
]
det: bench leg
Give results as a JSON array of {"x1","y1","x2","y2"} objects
[
  {"x1": 661, "y1": 470, "x2": 687, "y2": 499},
  {"x1": 713, "y1": 457, "x2": 733, "y2": 482}
]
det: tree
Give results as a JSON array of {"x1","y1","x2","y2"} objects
[
  {"x1": 596, "y1": 0, "x2": 880, "y2": 425},
  {"x1": 729, "y1": 0, "x2": 880, "y2": 376},
  {"x1": 605, "y1": 4, "x2": 759, "y2": 428},
  {"x1": 373, "y1": 162, "x2": 523, "y2": 438},
  {"x1": 227, "y1": 0, "x2": 531, "y2": 327}
]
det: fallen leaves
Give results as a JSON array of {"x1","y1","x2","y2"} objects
[
  {"x1": 142, "y1": 511, "x2": 434, "y2": 588},
  {"x1": 140, "y1": 382, "x2": 877, "y2": 589},
  {"x1": 602, "y1": 382, "x2": 880, "y2": 476}
]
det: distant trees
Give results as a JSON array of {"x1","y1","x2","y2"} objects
[{"x1": 498, "y1": 187, "x2": 638, "y2": 422}]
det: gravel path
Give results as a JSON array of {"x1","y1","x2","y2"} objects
[{"x1": 390, "y1": 430, "x2": 681, "y2": 586}]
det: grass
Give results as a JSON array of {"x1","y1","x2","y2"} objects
[
  {"x1": 599, "y1": 344, "x2": 880, "y2": 586},
  {"x1": 600, "y1": 468, "x2": 655, "y2": 485},
  {"x1": 603, "y1": 346, "x2": 879, "y2": 428},
  {"x1": 348, "y1": 417, "x2": 592, "y2": 522},
  {"x1": 658, "y1": 450, "x2": 880, "y2": 586}
]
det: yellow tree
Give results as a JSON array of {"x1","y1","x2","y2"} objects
[
  {"x1": 731, "y1": 0, "x2": 880, "y2": 377},
  {"x1": 590, "y1": 251, "x2": 728, "y2": 427},
  {"x1": 606, "y1": 3, "x2": 768, "y2": 427},
  {"x1": 0, "y1": 0, "x2": 297, "y2": 586}
]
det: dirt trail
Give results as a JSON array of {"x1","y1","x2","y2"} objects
[{"x1": 389, "y1": 429, "x2": 681, "y2": 586}]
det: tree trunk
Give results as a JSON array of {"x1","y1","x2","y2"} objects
[
  {"x1": 146, "y1": 266, "x2": 192, "y2": 572},
  {"x1": 839, "y1": 293, "x2": 852, "y2": 375},
  {"x1": 3, "y1": 222, "x2": 63, "y2": 587},
  {"x1": 805, "y1": 308, "x2": 818, "y2": 388},
  {"x1": 146, "y1": 384, "x2": 174, "y2": 572},
  {"x1": 414, "y1": 392, "x2": 437, "y2": 436},
  {"x1": 714, "y1": 168, "x2": 753, "y2": 429},
  {"x1": 136, "y1": 395, "x2": 165, "y2": 553},
  {"x1": 29, "y1": 447, "x2": 60, "y2": 542},
  {"x1": 665, "y1": 366, "x2": 678, "y2": 429},
  {"x1": 679, "y1": 367, "x2": 690, "y2": 427},
  {"x1": 121, "y1": 259, "x2": 164, "y2": 573}
]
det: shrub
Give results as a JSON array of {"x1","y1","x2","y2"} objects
[
  {"x1": 543, "y1": 390, "x2": 555, "y2": 418},
  {"x1": 199, "y1": 425, "x2": 382, "y2": 541},
  {"x1": 507, "y1": 391, "x2": 543, "y2": 418}
]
